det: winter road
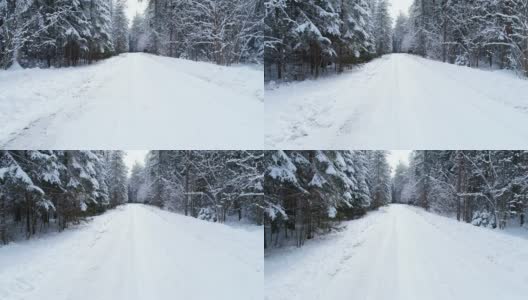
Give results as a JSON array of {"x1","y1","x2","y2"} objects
[
  {"x1": 265, "y1": 204, "x2": 528, "y2": 300},
  {"x1": 0, "y1": 204, "x2": 262, "y2": 300},
  {"x1": 265, "y1": 54, "x2": 528, "y2": 149},
  {"x1": 0, "y1": 53, "x2": 263, "y2": 149}
]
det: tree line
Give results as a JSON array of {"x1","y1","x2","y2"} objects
[
  {"x1": 0, "y1": 150, "x2": 128, "y2": 245},
  {"x1": 396, "y1": 0, "x2": 528, "y2": 75},
  {"x1": 127, "y1": 151, "x2": 264, "y2": 225},
  {"x1": 0, "y1": 0, "x2": 129, "y2": 69},
  {"x1": 264, "y1": 0, "x2": 393, "y2": 81},
  {"x1": 129, "y1": 0, "x2": 263, "y2": 65},
  {"x1": 392, "y1": 151, "x2": 528, "y2": 229},
  {"x1": 264, "y1": 150, "x2": 392, "y2": 248}
]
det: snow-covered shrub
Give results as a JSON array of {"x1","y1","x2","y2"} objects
[
  {"x1": 471, "y1": 211, "x2": 496, "y2": 228},
  {"x1": 455, "y1": 54, "x2": 469, "y2": 66},
  {"x1": 197, "y1": 207, "x2": 217, "y2": 222}
]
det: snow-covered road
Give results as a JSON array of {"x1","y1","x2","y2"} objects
[
  {"x1": 0, "y1": 204, "x2": 262, "y2": 300},
  {"x1": 266, "y1": 54, "x2": 528, "y2": 149},
  {"x1": 265, "y1": 204, "x2": 528, "y2": 300},
  {"x1": 0, "y1": 53, "x2": 263, "y2": 149}
]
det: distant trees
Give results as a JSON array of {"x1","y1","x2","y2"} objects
[
  {"x1": 0, "y1": 0, "x2": 130, "y2": 68},
  {"x1": 391, "y1": 161, "x2": 408, "y2": 203},
  {"x1": 0, "y1": 150, "x2": 128, "y2": 245},
  {"x1": 131, "y1": 0, "x2": 263, "y2": 65},
  {"x1": 392, "y1": 12, "x2": 407, "y2": 53},
  {"x1": 264, "y1": 150, "x2": 391, "y2": 248},
  {"x1": 395, "y1": 151, "x2": 528, "y2": 229},
  {"x1": 134, "y1": 151, "x2": 264, "y2": 224},
  {"x1": 127, "y1": 161, "x2": 145, "y2": 203}
]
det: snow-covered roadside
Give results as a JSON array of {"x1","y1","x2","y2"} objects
[
  {"x1": 265, "y1": 204, "x2": 528, "y2": 300},
  {"x1": 265, "y1": 54, "x2": 528, "y2": 149},
  {"x1": 0, "y1": 56, "x2": 122, "y2": 143},
  {"x1": 0, "y1": 204, "x2": 263, "y2": 300},
  {"x1": 0, "y1": 53, "x2": 263, "y2": 149}
]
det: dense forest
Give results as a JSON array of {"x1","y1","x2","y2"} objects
[
  {"x1": 130, "y1": 0, "x2": 263, "y2": 65},
  {"x1": 0, "y1": 150, "x2": 264, "y2": 245},
  {"x1": 0, "y1": 0, "x2": 129, "y2": 68},
  {"x1": 264, "y1": 0, "x2": 392, "y2": 81},
  {"x1": 393, "y1": 151, "x2": 528, "y2": 229},
  {"x1": 0, "y1": 0, "x2": 263, "y2": 69},
  {"x1": 128, "y1": 151, "x2": 264, "y2": 225},
  {"x1": 263, "y1": 150, "x2": 392, "y2": 248},
  {"x1": 265, "y1": 0, "x2": 528, "y2": 81},
  {"x1": 399, "y1": 0, "x2": 528, "y2": 74},
  {"x1": 0, "y1": 150, "x2": 128, "y2": 244}
]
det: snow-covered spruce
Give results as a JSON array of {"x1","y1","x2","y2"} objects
[
  {"x1": 0, "y1": 0, "x2": 125, "y2": 68},
  {"x1": 264, "y1": 0, "x2": 392, "y2": 81},
  {"x1": 0, "y1": 150, "x2": 128, "y2": 244},
  {"x1": 264, "y1": 150, "x2": 391, "y2": 248}
]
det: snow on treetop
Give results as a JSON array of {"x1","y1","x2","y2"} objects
[
  {"x1": 309, "y1": 173, "x2": 326, "y2": 188},
  {"x1": 268, "y1": 151, "x2": 298, "y2": 184}
]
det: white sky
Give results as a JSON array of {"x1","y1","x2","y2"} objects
[
  {"x1": 389, "y1": 0, "x2": 413, "y2": 20},
  {"x1": 125, "y1": 0, "x2": 148, "y2": 23},
  {"x1": 388, "y1": 150, "x2": 411, "y2": 176},
  {"x1": 124, "y1": 150, "x2": 148, "y2": 176}
]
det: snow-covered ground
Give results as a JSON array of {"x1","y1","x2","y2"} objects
[
  {"x1": 265, "y1": 54, "x2": 528, "y2": 149},
  {"x1": 0, "y1": 53, "x2": 263, "y2": 149},
  {"x1": 265, "y1": 204, "x2": 528, "y2": 300},
  {"x1": 0, "y1": 204, "x2": 263, "y2": 300}
]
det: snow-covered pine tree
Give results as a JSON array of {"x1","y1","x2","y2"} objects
[
  {"x1": 264, "y1": 0, "x2": 379, "y2": 81},
  {"x1": 0, "y1": 0, "x2": 128, "y2": 68},
  {"x1": 368, "y1": 150, "x2": 392, "y2": 209},
  {"x1": 392, "y1": 12, "x2": 408, "y2": 53},
  {"x1": 87, "y1": 0, "x2": 115, "y2": 61},
  {"x1": 264, "y1": 150, "x2": 378, "y2": 249},
  {"x1": 373, "y1": 0, "x2": 392, "y2": 56},
  {"x1": 128, "y1": 161, "x2": 145, "y2": 203},
  {"x1": 111, "y1": 0, "x2": 129, "y2": 54},
  {"x1": 0, "y1": 150, "x2": 117, "y2": 244},
  {"x1": 391, "y1": 161, "x2": 409, "y2": 204},
  {"x1": 129, "y1": 12, "x2": 146, "y2": 52},
  {"x1": 106, "y1": 150, "x2": 128, "y2": 207}
]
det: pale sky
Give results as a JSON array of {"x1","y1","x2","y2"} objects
[
  {"x1": 387, "y1": 150, "x2": 411, "y2": 176},
  {"x1": 124, "y1": 150, "x2": 148, "y2": 176},
  {"x1": 125, "y1": 0, "x2": 148, "y2": 23},
  {"x1": 389, "y1": 0, "x2": 413, "y2": 21}
]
